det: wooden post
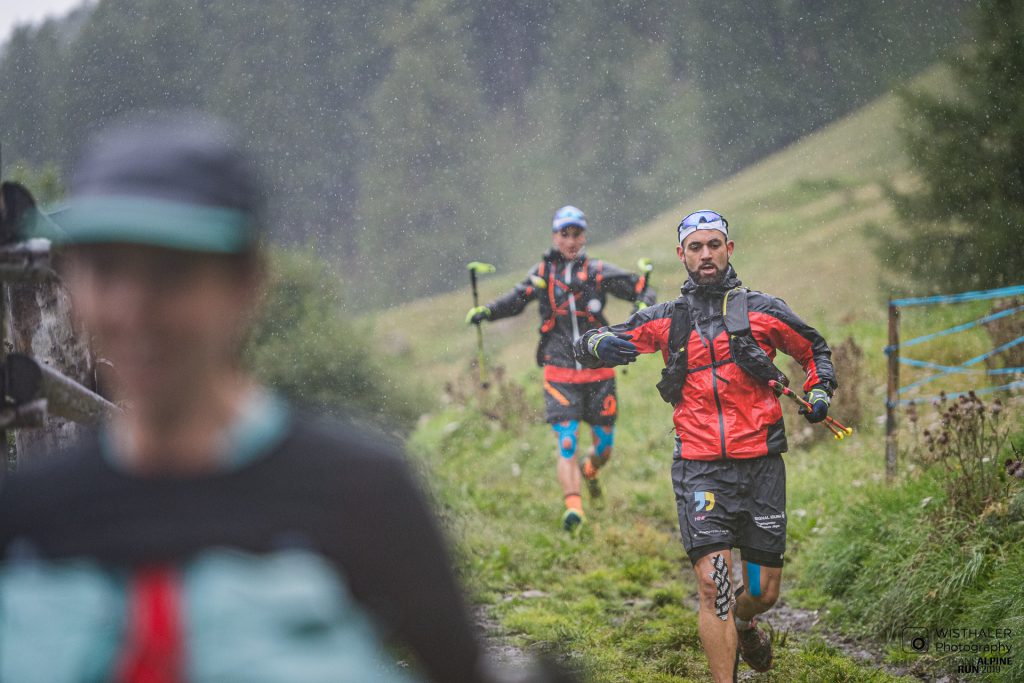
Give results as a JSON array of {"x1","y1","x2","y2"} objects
[
  {"x1": 0, "y1": 178, "x2": 108, "y2": 466},
  {"x1": 885, "y1": 301, "x2": 900, "y2": 481},
  {"x1": 5, "y1": 274, "x2": 96, "y2": 463}
]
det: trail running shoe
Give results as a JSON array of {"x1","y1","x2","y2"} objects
[
  {"x1": 579, "y1": 456, "x2": 602, "y2": 499},
  {"x1": 561, "y1": 508, "x2": 584, "y2": 532},
  {"x1": 736, "y1": 619, "x2": 773, "y2": 672}
]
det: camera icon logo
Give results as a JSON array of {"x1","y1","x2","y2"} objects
[{"x1": 902, "y1": 627, "x2": 929, "y2": 654}]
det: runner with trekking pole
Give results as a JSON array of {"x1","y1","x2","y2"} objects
[
  {"x1": 574, "y1": 209, "x2": 838, "y2": 681},
  {"x1": 466, "y1": 205, "x2": 656, "y2": 532}
]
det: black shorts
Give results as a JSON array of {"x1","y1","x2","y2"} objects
[
  {"x1": 543, "y1": 378, "x2": 617, "y2": 426},
  {"x1": 671, "y1": 453, "x2": 786, "y2": 568}
]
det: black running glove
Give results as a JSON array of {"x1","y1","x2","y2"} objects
[
  {"x1": 588, "y1": 332, "x2": 638, "y2": 366},
  {"x1": 800, "y1": 387, "x2": 831, "y2": 423}
]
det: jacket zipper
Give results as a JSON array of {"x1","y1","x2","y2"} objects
[
  {"x1": 695, "y1": 312, "x2": 729, "y2": 460},
  {"x1": 565, "y1": 262, "x2": 582, "y2": 370},
  {"x1": 707, "y1": 335, "x2": 728, "y2": 459}
]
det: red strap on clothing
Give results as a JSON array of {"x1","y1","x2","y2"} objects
[
  {"x1": 544, "y1": 365, "x2": 616, "y2": 383},
  {"x1": 117, "y1": 566, "x2": 184, "y2": 683}
]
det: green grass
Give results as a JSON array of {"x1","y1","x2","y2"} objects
[
  {"x1": 371, "y1": 64, "x2": 1024, "y2": 681},
  {"x1": 798, "y1": 446, "x2": 1024, "y2": 682},
  {"x1": 411, "y1": 363, "x2": 920, "y2": 681}
]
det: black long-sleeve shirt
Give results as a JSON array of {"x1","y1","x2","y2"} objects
[{"x1": 0, "y1": 412, "x2": 487, "y2": 682}]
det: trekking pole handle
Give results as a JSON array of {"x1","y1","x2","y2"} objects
[
  {"x1": 768, "y1": 380, "x2": 853, "y2": 438},
  {"x1": 469, "y1": 269, "x2": 480, "y2": 308}
]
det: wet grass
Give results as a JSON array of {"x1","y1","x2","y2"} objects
[
  {"x1": 381, "y1": 65, "x2": 1016, "y2": 681},
  {"x1": 797, "y1": 402, "x2": 1024, "y2": 683},
  {"x1": 409, "y1": 359, "x2": 919, "y2": 681}
]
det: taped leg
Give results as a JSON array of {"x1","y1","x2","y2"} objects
[
  {"x1": 553, "y1": 421, "x2": 585, "y2": 525},
  {"x1": 709, "y1": 553, "x2": 734, "y2": 621},
  {"x1": 734, "y1": 559, "x2": 778, "y2": 673},
  {"x1": 692, "y1": 549, "x2": 739, "y2": 681},
  {"x1": 735, "y1": 557, "x2": 782, "y2": 621},
  {"x1": 590, "y1": 425, "x2": 614, "y2": 467},
  {"x1": 552, "y1": 420, "x2": 579, "y2": 460}
]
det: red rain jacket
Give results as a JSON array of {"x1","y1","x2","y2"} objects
[{"x1": 577, "y1": 267, "x2": 836, "y2": 461}]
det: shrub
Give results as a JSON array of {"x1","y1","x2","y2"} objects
[
  {"x1": 904, "y1": 393, "x2": 1019, "y2": 518},
  {"x1": 246, "y1": 248, "x2": 420, "y2": 428}
]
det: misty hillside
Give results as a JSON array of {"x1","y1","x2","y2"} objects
[
  {"x1": 369, "y1": 66, "x2": 943, "y2": 386},
  {"x1": 0, "y1": 0, "x2": 972, "y2": 304}
]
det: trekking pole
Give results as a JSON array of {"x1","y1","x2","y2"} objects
[
  {"x1": 768, "y1": 380, "x2": 854, "y2": 440},
  {"x1": 770, "y1": 380, "x2": 852, "y2": 439},
  {"x1": 466, "y1": 262, "x2": 496, "y2": 388}
]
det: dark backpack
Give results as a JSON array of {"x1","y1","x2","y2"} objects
[
  {"x1": 535, "y1": 255, "x2": 608, "y2": 366},
  {"x1": 655, "y1": 288, "x2": 789, "y2": 405}
]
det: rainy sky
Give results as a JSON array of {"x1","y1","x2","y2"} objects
[{"x1": 0, "y1": 0, "x2": 84, "y2": 45}]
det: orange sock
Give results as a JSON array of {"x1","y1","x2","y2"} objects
[{"x1": 564, "y1": 493, "x2": 582, "y2": 512}]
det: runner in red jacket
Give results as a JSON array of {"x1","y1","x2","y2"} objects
[
  {"x1": 574, "y1": 210, "x2": 836, "y2": 682},
  {"x1": 467, "y1": 206, "x2": 655, "y2": 531}
]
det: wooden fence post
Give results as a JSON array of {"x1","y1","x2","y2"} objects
[{"x1": 885, "y1": 301, "x2": 900, "y2": 481}]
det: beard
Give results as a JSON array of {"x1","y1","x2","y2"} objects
[{"x1": 687, "y1": 263, "x2": 727, "y2": 286}]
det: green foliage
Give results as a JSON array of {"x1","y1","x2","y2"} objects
[
  {"x1": 246, "y1": 248, "x2": 420, "y2": 427},
  {"x1": 802, "y1": 415, "x2": 1024, "y2": 681},
  {"x1": 678, "y1": 0, "x2": 971, "y2": 174},
  {"x1": 902, "y1": 393, "x2": 1017, "y2": 518},
  {"x1": 5, "y1": 162, "x2": 64, "y2": 205},
  {"x1": 411, "y1": 358, "x2": 914, "y2": 681},
  {"x1": 355, "y1": 0, "x2": 495, "y2": 301},
  {"x1": 882, "y1": 0, "x2": 1024, "y2": 291}
]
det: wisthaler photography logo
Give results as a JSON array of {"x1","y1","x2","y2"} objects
[
  {"x1": 902, "y1": 627, "x2": 929, "y2": 654},
  {"x1": 901, "y1": 625, "x2": 1014, "y2": 676}
]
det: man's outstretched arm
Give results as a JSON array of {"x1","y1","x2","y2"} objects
[
  {"x1": 749, "y1": 292, "x2": 837, "y2": 423},
  {"x1": 592, "y1": 260, "x2": 657, "y2": 309},
  {"x1": 574, "y1": 301, "x2": 674, "y2": 368},
  {"x1": 466, "y1": 267, "x2": 542, "y2": 324}
]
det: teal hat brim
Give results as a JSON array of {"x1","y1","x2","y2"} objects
[{"x1": 38, "y1": 196, "x2": 255, "y2": 254}]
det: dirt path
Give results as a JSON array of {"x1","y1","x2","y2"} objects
[
  {"x1": 742, "y1": 598, "x2": 968, "y2": 682},
  {"x1": 479, "y1": 589, "x2": 950, "y2": 681},
  {"x1": 476, "y1": 605, "x2": 535, "y2": 670}
]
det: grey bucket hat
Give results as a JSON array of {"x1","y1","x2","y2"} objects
[{"x1": 43, "y1": 110, "x2": 263, "y2": 253}]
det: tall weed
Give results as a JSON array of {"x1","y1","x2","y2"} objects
[{"x1": 904, "y1": 393, "x2": 1019, "y2": 518}]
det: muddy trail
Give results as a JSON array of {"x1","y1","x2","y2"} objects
[{"x1": 477, "y1": 590, "x2": 959, "y2": 682}]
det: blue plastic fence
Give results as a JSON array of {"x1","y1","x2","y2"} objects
[{"x1": 885, "y1": 285, "x2": 1024, "y2": 405}]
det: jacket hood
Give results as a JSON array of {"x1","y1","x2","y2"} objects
[
  {"x1": 544, "y1": 247, "x2": 587, "y2": 267},
  {"x1": 681, "y1": 264, "x2": 742, "y2": 295}
]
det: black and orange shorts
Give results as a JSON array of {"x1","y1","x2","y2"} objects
[{"x1": 543, "y1": 377, "x2": 617, "y2": 426}]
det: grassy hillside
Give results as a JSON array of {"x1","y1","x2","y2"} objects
[
  {"x1": 369, "y1": 68, "x2": 934, "y2": 390},
  {"x1": 369, "y1": 67, "x2": 1024, "y2": 681}
]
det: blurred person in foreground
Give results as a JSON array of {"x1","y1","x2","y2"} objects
[
  {"x1": 465, "y1": 206, "x2": 655, "y2": 532},
  {"x1": 0, "y1": 110, "x2": 572, "y2": 683},
  {"x1": 574, "y1": 210, "x2": 837, "y2": 682}
]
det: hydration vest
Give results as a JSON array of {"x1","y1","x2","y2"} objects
[
  {"x1": 535, "y1": 255, "x2": 607, "y2": 365},
  {"x1": 655, "y1": 287, "x2": 790, "y2": 405}
]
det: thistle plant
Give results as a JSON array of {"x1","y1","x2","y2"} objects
[{"x1": 908, "y1": 392, "x2": 1019, "y2": 517}]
